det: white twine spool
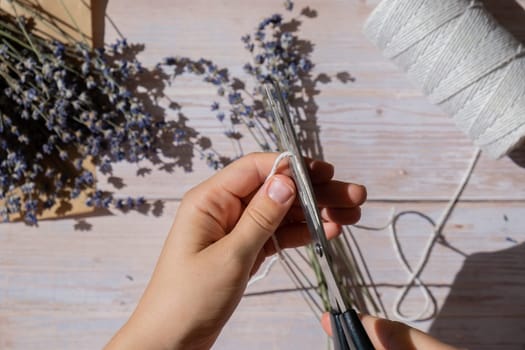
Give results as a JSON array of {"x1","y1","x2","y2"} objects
[{"x1": 364, "y1": 0, "x2": 525, "y2": 158}]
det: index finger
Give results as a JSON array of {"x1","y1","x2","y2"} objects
[{"x1": 201, "y1": 152, "x2": 334, "y2": 200}]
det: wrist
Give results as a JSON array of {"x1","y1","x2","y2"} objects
[
  {"x1": 105, "y1": 321, "x2": 156, "y2": 350},
  {"x1": 107, "y1": 307, "x2": 216, "y2": 350}
]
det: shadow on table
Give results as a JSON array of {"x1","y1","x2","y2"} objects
[
  {"x1": 509, "y1": 142, "x2": 525, "y2": 169},
  {"x1": 429, "y1": 242, "x2": 525, "y2": 349}
]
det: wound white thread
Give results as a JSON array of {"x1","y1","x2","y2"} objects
[
  {"x1": 364, "y1": 0, "x2": 525, "y2": 158},
  {"x1": 267, "y1": 151, "x2": 295, "y2": 180},
  {"x1": 247, "y1": 151, "x2": 294, "y2": 288}
]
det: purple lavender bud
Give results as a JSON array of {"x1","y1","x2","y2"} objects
[
  {"x1": 163, "y1": 57, "x2": 177, "y2": 65},
  {"x1": 255, "y1": 31, "x2": 265, "y2": 42},
  {"x1": 81, "y1": 61, "x2": 90, "y2": 75},
  {"x1": 255, "y1": 54, "x2": 265, "y2": 65},
  {"x1": 173, "y1": 129, "x2": 186, "y2": 143},
  {"x1": 58, "y1": 150, "x2": 68, "y2": 161},
  {"x1": 299, "y1": 57, "x2": 312, "y2": 72},
  {"x1": 24, "y1": 212, "x2": 37, "y2": 225},
  {"x1": 228, "y1": 92, "x2": 242, "y2": 105},
  {"x1": 241, "y1": 35, "x2": 251, "y2": 44},
  {"x1": 243, "y1": 63, "x2": 253, "y2": 74},
  {"x1": 280, "y1": 32, "x2": 293, "y2": 49},
  {"x1": 136, "y1": 197, "x2": 146, "y2": 206}
]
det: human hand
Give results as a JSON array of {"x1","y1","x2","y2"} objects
[
  {"x1": 106, "y1": 152, "x2": 366, "y2": 350},
  {"x1": 321, "y1": 313, "x2": 459, "y2": 350}
]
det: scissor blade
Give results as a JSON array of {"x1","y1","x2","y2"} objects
[
  {"x1": 263, "y1": 78, "x2": 375, "y2": 350},
  {"x1": 262, "y1": 79, "x2": 348, "y2": 312}
]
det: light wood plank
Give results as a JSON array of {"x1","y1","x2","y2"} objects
[{"x1": 1, "y1": 201, "x2": 524, "y2": 349}]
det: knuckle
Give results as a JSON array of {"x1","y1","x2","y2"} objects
[
  {"x1": 182, "y1": 186, "x2": 197, "y2": 202},
  {"x1": 244, "y1": 152, "x2": 264, "y2": 165},
  {"x1": 181, "y1": 186, "x2": 205, "y2": 211},
  {"x1": 246, "y1": 205, "x2": 276, "y2": 235},
  {"x1": 183, "y1": 187, "x2": 226, "y2": 224}
]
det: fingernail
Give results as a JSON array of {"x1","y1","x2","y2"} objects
[{"x1": 267, "y1": 177, "x2": 294, "y2": 204}]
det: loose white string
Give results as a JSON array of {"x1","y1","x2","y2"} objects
[
  {"x1": 364, "y1": 0, "x2": 525, "y2": 158},
  {"x1": 246, "y1": 255, "x2": 279, "y2": 287},
  {"x1": 354, "y1": 148, "x2": 482, "y2": 322},
  {"x1": 392, "y1": 147, "x2": 481, "y2": 321}
]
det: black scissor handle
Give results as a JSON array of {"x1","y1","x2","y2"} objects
[
  {"x1": 330, "y1": 312, "x2": 352, "y2": 350},
  {"x1": 330, "y1": 309, "x2": 375, "y2": 350}
]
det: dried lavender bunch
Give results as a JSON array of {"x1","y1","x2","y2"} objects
[
  {"x1": 0, "y1": 3, "x2": 223, "y2": 224},
  {"x1": 0, "y1": 12, "x2": 142, "y2": 223}
]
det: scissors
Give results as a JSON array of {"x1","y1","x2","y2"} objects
[{"x1": 262, "y1": 78, "x2": 375, "y2": 350}]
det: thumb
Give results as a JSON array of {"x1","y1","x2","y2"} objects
[{"x1": 228, "y1": 174, "x2": 296, "y2": 262}]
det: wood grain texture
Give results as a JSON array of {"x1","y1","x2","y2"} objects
[
  {"x1": 1, "y1": 0, "x2": 525, "y2": 349},
  {"x1": 1, "y1": 202, "x2": 523, "y2": 349},
  {"x1": 0, "y1": 0, "x2": 94, "y2": 43}
]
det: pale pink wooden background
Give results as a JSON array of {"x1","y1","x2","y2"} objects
[{"x1": 1, "y1": 1, "x2": 525, "y2": 349}]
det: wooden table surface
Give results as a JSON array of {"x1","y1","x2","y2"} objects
[{"x1": 1, "y1": 0, "x2": 525, "y2": 349}]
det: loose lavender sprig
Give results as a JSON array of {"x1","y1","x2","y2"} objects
[{"x1": 157, "y1": 3, "x2": 314, "y2": 160}]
